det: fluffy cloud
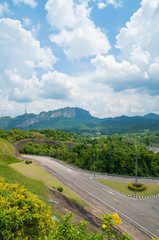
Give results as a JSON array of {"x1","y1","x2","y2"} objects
[
  {"x1": 0, "y1": 18, "x2": 58, "y2": 102},
  {"x1": 4, "y1": 70, "x2": 72, "y2": 103},
  {"x1": 45, "y1": 0, "x2": 110, "y2": 59},
  {"x1": 91, "y1": 0, "x2": 159, "y2": 96},
  {"x1": 12, "y1": 0, "x2": 38, "y2": 8},
  {"x1": 39, "y1": 71, "x2": 72, "y2": 100},
  {"x1": 5, "y1": 70, "x2": 40, "y2": 102},
  {"x1": 91, "y1": 55, "x2": 142, "y2": 92},
  {"x1": 0, "y1": 2, "x2": 10, "y2": 16},
  {"x1": 0, "y1": 18, "x2": 56, "y2": 75},
  {"x1": 98, "y1": 0, "x2": 122, "y2": 9},
  {"x1": 116, "y1": 0, "x2": 159, "y2": 61}
]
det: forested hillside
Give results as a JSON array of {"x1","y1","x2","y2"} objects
[
  {"x1": 122, "y1": 130, "x2": 159, "y2": 147},
  {"x1": 0, "y1": 128, "x2": 83, "y2": 143},
  {"x1": 19, "y1": 135, "x2": 159, "y2": 177},
  {"x1": 0, "y1": 128, "x2": 159, "y2": 177}
]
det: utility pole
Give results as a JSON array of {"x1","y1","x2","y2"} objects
[
  {"x1": 93, "y1": 153, "x2": 95, "y2": 180},
  {"x1": 135, "y1": 145, "x2": 138, "y2": 197}
]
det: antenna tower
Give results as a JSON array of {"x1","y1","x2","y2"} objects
[{"x1": 25, "y1": 107, "x2": 28, "y2": 131}]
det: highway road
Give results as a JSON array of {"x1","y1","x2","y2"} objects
[{"x1": 23, "y1": 155, "x2": 159, "y2": 239}]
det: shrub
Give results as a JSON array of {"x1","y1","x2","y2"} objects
[
  {"x1": 0, "y1": 178, "x2": 55, "y2": 240},
  {"x1": 128, "y1": 183, "x2": 146, "y2": 192},
  {"x1": 57, "y1": 187, "x2": 63, "y2": 192},
  {"x1": 102, "y1": 213, "x2": 132, "y2": 240},
  {"x1": 25, "y1": 160, "x2": 32, "y2": 164},
  {"x1": 47, "y1": 212, "x2": 104, "y2": 240}
]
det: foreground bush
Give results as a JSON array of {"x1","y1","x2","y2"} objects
[
  {"x1": 45, "y1": 212, "x2": 132, "y2": 240},
  {"x1": 46, "y1": 212, "x2": 104, "y2": 240},
  {"x1": 0, "y1": 178, "x2": 133, "y2": 240},
  {"x1": 0, "y1": 178, "x2": 55, "y2": 240},
  {"x1": 102, "y1": 213, "x2": 132, "y2": 240}
]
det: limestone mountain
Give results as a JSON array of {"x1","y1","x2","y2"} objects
[{"x1": 0, "y1": 107, "x2": 159, "y2": 135}]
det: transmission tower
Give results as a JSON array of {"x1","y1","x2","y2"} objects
[{"x1": 25, "y1": 107, "x2": 28, "y2": 131}]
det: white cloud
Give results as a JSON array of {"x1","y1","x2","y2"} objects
[
  {"x1": 0, "y1": 18, "x2": 57, "y2": 102},
  {"x1": 12, "y1": 0, "x2": 38, "y2": 8},
  {"x1": 116, "y1": 0, "x2": 159, "y2": 61},
  {"x1": 91, "y1": 0, "x2": 159, "y2": 96},
  {"x1": 98, "y1": 0, "x2": 122, "y2": 9},
  {"x1": 46, "y1": 0, "x2": 110, "y2": 59},
  {"x1": 4, "y1": 69, "x2": 72, "y2": 103},
  {"x1": 0, "y1": 2, "x2": 10, "y2": 16},
  {"x1": 91, "y1": 54, "x2": 143, "y2": 91},
  {"x1": 39, "y1": 71, "x2": 72, "y2": 100},
  {"x1": 98, "y1": 3, "x2": 106, "y2": 9},
  {"x1": 5, "y1": 70, "x2": 39, "y2": 102},
  {"x1": 22, "y1": 17, "x2": 31, "y2": 27},
  {"x1": 45, "y1": 0, "x2": 76, "y2": 30},
  {"x1": 0, "y1": 18, "x2": 56, "y2": 75},
  {"x1": 31, "y1": 23, "x2": 41, "y2": 37}
]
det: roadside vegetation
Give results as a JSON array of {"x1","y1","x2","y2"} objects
[
  {"x1": 19, "y1": 135, "x2": 159, "y2": 177},
  {"x1": 0, "y1": 137, "x2": 133, "y2": 239},
  {"x1": 10, "y1": 161, "x2": 87, "y2": 206},
  {"x1": 0, "y1": 178, "x2": 132, "y2": 240}
]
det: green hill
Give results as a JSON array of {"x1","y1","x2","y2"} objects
[{"x1": 0, "y1": 138, "x2": 50, "y2": 198}]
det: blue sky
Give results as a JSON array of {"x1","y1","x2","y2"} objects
[{"x1": 0, "y1": 0, "x2": 159, "y2": 118}]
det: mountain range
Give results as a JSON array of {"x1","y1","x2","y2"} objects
[{"x1": 0, "y1": 107, "x2": 159, "y2": 135}]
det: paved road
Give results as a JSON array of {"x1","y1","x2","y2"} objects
[{"x1": 24, "y1": 155, "x2": 159, "y2": 239}]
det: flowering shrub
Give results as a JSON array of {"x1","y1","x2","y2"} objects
[
  {"x1": 45, "y1": 212, "x2": 132, "y2": 240},
  {"x1": 46, "y1": 212, "x2": 104, "y2": 240},
  {"x1": 102, "y1": 213, "x2": 132, "y2": 240},
  {"x1": 0, "y1": 178, "x2": 134, "y2": 240},
  {"x1": 0, "y1": 178, "x2": 55, "y2": 240}
]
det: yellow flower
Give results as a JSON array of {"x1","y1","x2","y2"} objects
[
  {"x1": 102, "y1": 222, "x2": 110, "y2": 230},
  {"x1": 113, "y1": 213, "x2": 122, "y2": 225},
  {"x1": 152, "y1": 237, "x2": 159, "y2": 240},
  {"x1": 102, "y1": 223, "x2": 107, "y2": 229}
]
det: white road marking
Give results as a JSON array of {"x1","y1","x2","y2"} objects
[{"x1": 107, "y1": 191, "x2": 114, "y2": 195}]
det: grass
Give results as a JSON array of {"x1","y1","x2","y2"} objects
[
  {"x1": 10, "y1": 161, "x2": 87, "y2": 206},
  {"x1": 0, "y1": 138, "x2": 15, "y2": 157},
  {"x1": 97, "y1": 179, "x2": 159, "y2": 197},
  {"x1": 0, "y1": 139, "x2": 51, "y2": 200},
  {"x1": 0, "y1": 138, "x2": 87, "y2": 206}
]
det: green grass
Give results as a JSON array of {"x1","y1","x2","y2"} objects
[
  {"x1": 0, "y1": 164, "x2": 50, "y2": 198},
  {"x1": 0, "y1": 138, "x2": 50, "y2": 199},
  {"x1": 0, "y1": 138, "x2": 16, "y2": 157},
  {"x1": 97, "y1": 179, "x2": 159, "y2": 197},
  {"x1": 0, "y1": 138, "x2": 87, "y2": 206},
  {"x1": 10, "y1": 161, "x2": 87, "y2": 206}
]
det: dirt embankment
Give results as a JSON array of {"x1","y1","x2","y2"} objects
[
  {"x1": 48, "y1": 187, "x2": 103, "y2": 232},
  {"x1": 14, "y1": 139, "x2": 76, "y2": 149}
]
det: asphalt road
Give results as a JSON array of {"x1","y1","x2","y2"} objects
[{"x1": 23, "y1": 155, "x2": 159, "y2": 239}]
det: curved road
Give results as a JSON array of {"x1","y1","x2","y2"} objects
[{"x1": 23, "y1": 155, "x2": 159, "y2": 239}]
